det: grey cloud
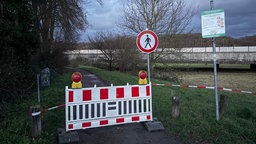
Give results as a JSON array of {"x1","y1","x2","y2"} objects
[{"x1": 85, "y1": 0, "x2": 256, "y2": 38}]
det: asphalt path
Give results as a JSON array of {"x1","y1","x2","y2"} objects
[{"x1": 68, "y1": 68, "x2": 182, "y2": 144}]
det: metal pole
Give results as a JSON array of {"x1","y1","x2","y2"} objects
[
  {"x1": 37, "y1": 74, "x2": 40, "y2": 104},
  {"x1": 210, "y1": 0, "x2": 219, "y2": 121},
  {"x1": 145, "y1": 27, "x2": 151, "y2": 83},
  {"x1": 147, "y1": 53, "x2": 151, "y2": 83},
  {"x1": 212, "y1": 38, "x2": 219, "y2": 121},
  {"x1": 210, "y1": 0, "x2": 214, "y2": 10}
]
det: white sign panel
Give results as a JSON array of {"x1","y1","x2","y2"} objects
[{"x1": 201, "y1": 9, "x2": 225, "y2": 38}]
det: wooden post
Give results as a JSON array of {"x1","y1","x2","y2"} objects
[
  {"x1": 30, "y1": 105, "x2": 41, "y2": 137},
  {"x1": 219, "y1": 94, "x2": 228, "y2": 114},
  {"x1": 172, "y1": 96, "x2": 180, "y2": 118}
]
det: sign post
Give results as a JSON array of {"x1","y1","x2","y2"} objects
[
  {"x1": 201, "y1": 0, "x2": 225, "y2": 121},
  {"x1": 136, "y1": 29, "x2": 159, "y2": 83},
  {"x1": 136, "y1": 29, "x2": 165, "y2": 131}
]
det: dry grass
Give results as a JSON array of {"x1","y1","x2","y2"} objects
[{"x1": 179, "y1": 71, "x2": 256, "y2": 93}]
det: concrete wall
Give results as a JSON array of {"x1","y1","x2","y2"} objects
[
  {"x1": 163, "y1": 52, "x2": 256, "y2": 64},
  {"x1": 65, "y1": 46, "x2": 256, "y2": 64}
]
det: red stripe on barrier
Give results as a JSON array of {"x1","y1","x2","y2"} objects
[
  {"x1": 116, "y1": 88, "x2": 124, "y2": 98},
  {"x1": 146, "y1": 86, "x2": 150, "y2": 96},
  {"x1": 147, "y1": 115, "x2": 151, "y2": 120},
  {"x1": 82, "y1": 122, "x2": 91, "y2": 128},
  {"x1": 181, "y1": 84, "x2": 189, "y2": 88},
  {"x1": 116, "y1": 118, "x2": 125, "y2": 123},
  {"x1": 152, "y1": 83, "x2": 157, "y2": 86},
  {"x1": 100, "y1": 120, "x2": 108, "y2": 125},
  {"x1": 218, "y1": 87, "x2": 224, "y2": 90},
  {"x1": 100, "y1": 89, "x2": 108, "y2": 100},
  {"x1": 132, "y1": 116, "x2": 140, "y2": 121},
  {"x1": 232, "y1": 89, "x2": 241, "y2": 93},
  {"x1": 165, "y1": 84, "x2": 172, "y2": 86},
  {"x1": 83, "y1": 90, "x2": 92, "y2": 101},
  {"x1": 68, "y1": 124, "x2": 73, "y2": 129},
  {"x1": 68, "y1": 91, "x2": 74, "y2": 102},
  {"x1": 197, "y1": 85, "x2": 206, "y2": 89},
  {"x1": 57, "y1": 104, "x2": 65, "y2": 108},
  {"x1": 132, "y1": 87, "x2": 139, "y2": 97}
]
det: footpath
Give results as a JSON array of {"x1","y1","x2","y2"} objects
[{"x1": 68, "y1": 68, "x2": 182, "y2": 144}]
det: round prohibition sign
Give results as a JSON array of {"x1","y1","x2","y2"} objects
[{"x1": 136, "y1": 30, "x2": 159, "y2": 53}]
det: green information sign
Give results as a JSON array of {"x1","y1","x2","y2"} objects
[{"x1": 201, "y1": 9, "x2": 225, "y2": 38}]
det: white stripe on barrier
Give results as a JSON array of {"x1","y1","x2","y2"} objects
[
  {"x1": 241, "y1": 91, "x2": 252, "y2": 94},
  {"x1": 206, "y1": 86, "x2": 214, "y2": 89},
  {"x1": 188, "y1": 85, "x2": 197, "y2": 88},
  {"x1": 31, "y1": 111, "x2": 41, "y2": 116},
  {"x1": 46, "y1": 104, "x2": 65, "y2": 111}
]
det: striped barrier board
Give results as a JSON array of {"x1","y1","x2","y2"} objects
[{"x1": 65, "y1": 83, "x2": 152, "y2": 131}]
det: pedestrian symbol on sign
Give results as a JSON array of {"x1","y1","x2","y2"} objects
[{"x1": 144, "y1": 35, "x2": 152, "y2": 48}]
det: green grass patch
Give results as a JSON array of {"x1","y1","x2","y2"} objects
[{"x1": 0, "y1": 73, "x2": 70, "y2": 144}]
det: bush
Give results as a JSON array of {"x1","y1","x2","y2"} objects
[{"x1": 31, "y1": 49, "x2": 69, "y2": 74}]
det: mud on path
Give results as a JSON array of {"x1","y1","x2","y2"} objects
[{"x1": 67, "y1": 68, "x2": 182, "y2": 144}]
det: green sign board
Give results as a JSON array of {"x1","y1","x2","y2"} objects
[{"x1": 201, "y1": 9, "x2": 225, "y2": 38}]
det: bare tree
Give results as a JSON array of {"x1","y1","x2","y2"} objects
[
  {"x1": 121, "y1": 0, "x2": 194, "y2": 34},
  {"x1": 88, "y1": 32, "x2": 143, "y2": 71},
  {"x1": 88, "y1": 31, "x2": 119, "y2": 71},
  {"x1": 32, "y1": 0, "x2": 103, "y2": 53},
  {"x1": 120, "y1": 0, "x2": 195, "y2": 65},
  {"x1": 115, "y1": 35, "x2": 142, "y2": 72}
]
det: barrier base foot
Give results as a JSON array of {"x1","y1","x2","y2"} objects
[
  {"x1": 57, "y1": 128, "x2": 79, "y2": 144},
  {"x1": 144, "y1": 117, "x2": 165, "y2": 132}
]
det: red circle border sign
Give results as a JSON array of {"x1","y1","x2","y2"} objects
[{"x1": 136, "y1": 30, "x2": 159, "y2": 53}]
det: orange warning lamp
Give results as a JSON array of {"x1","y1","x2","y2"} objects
[
  {"x1": 71, "y1": 72, "x2": 82, "y2": 88},
  {"x1": 138, "y1": 70, "x2": 148, "y2": 85}
]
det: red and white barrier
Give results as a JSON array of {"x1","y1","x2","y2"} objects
[
  {"x1": 152, "y1": 83, "x2": 254, "y2": 94},
  {"x1": 30, "y1": 104, "x2": 65, "y2": 117},
  {"x1": 65, "y1": 83, "x2": 152, "y2": 131},
  {"x1": 45, "y1": 104, "x2": 65, "y2": 111}
]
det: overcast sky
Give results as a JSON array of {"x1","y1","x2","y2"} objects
[{"x1": 82, "y1": 0, "x2": 256, "y2": 41}]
